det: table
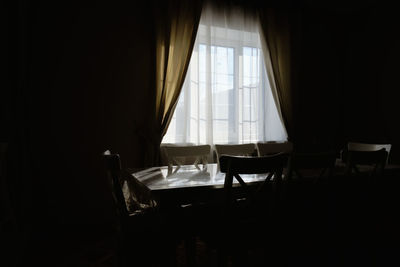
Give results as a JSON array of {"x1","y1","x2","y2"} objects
[
  {"x1": 129, "y1": 161, "x2": 400, "y2": 208},
  {"x1": 127, "y1": 161, "x2": 400, "y2": 267},
  {"x1": 131, "y1": 163, "x2": 271, "y2": 190},
  {"x1": 130, "y1": 163, "x2": 272, "y2": 208}
]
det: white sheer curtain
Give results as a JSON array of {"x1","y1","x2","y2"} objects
[{"x1": 163, "y1": 3, "x2": 287, "y2": 145}]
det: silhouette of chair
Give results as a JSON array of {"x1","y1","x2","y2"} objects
[
  {"x1": 341, "y1": 147, "x2": 389, "y2": 247},
  {"x1": 214, "y1": 143, "x2": 256, "y2": 171},
  {"x1": 347, "y1": 142, "x2": 391, "y2": 153},
  {"x1": 103, "y1": 150, "x2": 166, "y2": 267},
  {"x1": 344, "y1": 149, "x2": 388, "y2": 178},
  {"x1": 159, "y1": 144, "x2": 214, "y2": 264},
  {"x1": 341, "y1": 142, "x2": 391, "y2": 177},
  {"x1": 161, "y1": 144, "x2": 211, "y2": 175},
  {"x1": 347, "y1": 142, "x2": 391, "y2": 164},
  {"x1": 216, "y1": 153, "x2": 289, "y2": 265},
  {"x1": 256, "y1": 141, "x2": 293, "y2": 156},
  {"x1": 286, "y1": 151, "x2": 337, "y2": 182},
  {"x1": 160, "y1": 142, "x2": 195, "y2": 165}
]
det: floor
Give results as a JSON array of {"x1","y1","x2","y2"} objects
[{"x1": 11, "y1": 174, "x2": 400, "y2": 267}]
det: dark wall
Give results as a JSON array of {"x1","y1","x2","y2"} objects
[
  {"x1": 293, "y1": 6, "x2": 400, "y2": 162},
  {"x1": 4, "y1": 4, "x2": 156, "y2": 261},
  {"x1": 28, "y1": 2, "x2": 156, "y2": 224}
]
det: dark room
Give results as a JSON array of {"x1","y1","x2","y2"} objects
[{"x1": 2, "y1": 0, "x2": 400, "y2": 266}]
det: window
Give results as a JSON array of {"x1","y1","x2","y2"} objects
[{"x1": 163, "y1": 6, "x2": 287, "y2": 145}]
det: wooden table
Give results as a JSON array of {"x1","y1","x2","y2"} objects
[
  {"x1": 127, "y1": 161, "x2": 400, "y2": 267},
  {"x1": 131, "y1": 163, "x2": 270, "y2": 190},
  {"x1": 129, "y1": 161, "x2": 400, "y2": 208},
  {"x1": 130, "y1": 163, "x2": 273, "y2": 208}
]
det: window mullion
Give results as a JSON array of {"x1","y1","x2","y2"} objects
[
  {"x1": 259, "y1": 48, "x2": 265, "y2": 141},
  {"x1": 236, "y1": 45, "x2": 241, "y2": 144},
  {"x1": 196, "y1": 43, "x2": 200, "y2": 145},
  {"x1": 205, "y1": 27, "x2": 213, "y2": 145},
  {"x1": 183, "y1": 68, "x2": 191, "y2": 143}
]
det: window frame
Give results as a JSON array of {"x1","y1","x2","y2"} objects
[{"x1": 164, "y1": 23, "x2": 269, "y2": 144}]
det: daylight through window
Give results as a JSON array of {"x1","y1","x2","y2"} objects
[{"x1": 163, "y1": 6, "x2": 287, "y2": 145}]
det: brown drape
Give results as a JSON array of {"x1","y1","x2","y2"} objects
[
  {"x1": 258, "y1": 8, "x2": 301, "y2": 141},
  {"x1": 148, "y1": 0, "x2": 202, "y2": 166}
]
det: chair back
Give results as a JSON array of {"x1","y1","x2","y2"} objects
[
  {"x1": 160, "y1": 143, "x2": 196, "y2": 165},
  {"x1": 345, "y1": 149, "x2": 388, "y2": 177},
  {"x1": 256, "y1": 141, "x2": 293, "y2": 156},
  {"x1": 162, "y1": 144, "x2": 211, "y2": 174},
  {"x1": 347, "y1": 142, "x2": 391, "y2": 164},
  {"x1": 219, "y1": 153, "x2": 289, "y2": 210},
  {"x1": 103, "y1": 150, "x2": 129, "y2": 219},
  {"x1": 214, "y1": 143, "x2": 256, "y2": 170},
  {"x1": 286, "y1": 151, "x2": 337, "y2": 181}
]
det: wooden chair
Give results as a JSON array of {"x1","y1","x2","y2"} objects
[
  {"x1": 102, "y1": 150, "x2": 167, "y2": 267},
  {"x1": 256, "y1": 141, "x2": 293, "y2": 156},
  {"x1": 214, "y1": 143, "x2": 256, "y2": 171},
  {"x1": 347, "y1": 142, "x2": 392, "y2": 154},
  {"x1": 220, "y1": 153, "x2": 289, "y2": 214},
  {"x1": 342, "y1": 148, "x2": 389, "y2": 247},
  {"x1": 216, "y1": 153, "x2": 289, "y2": 266},
  {"x1": 344, "y1": 149, "x2": 388, "y2": 178},
  {"x1": 286, "y1": 151, "x2": 337, "y2": 182},
  {"x1": 162, "y1": 144, "x2": 211, "y2": 175},
  {"x1": 343, "y1": 142, "x2": 392, "y2": 164},
  {"x1": 152, "y1": 144, "x2": 213, "y2": 265},
  {"x1": 160, "y1": 142, "x2": 196, "y2": 165}
]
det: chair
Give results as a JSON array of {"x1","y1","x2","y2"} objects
[
  {"x1": 342, "y1": 148, "x2": 389, "y2": 242},
  {"x1": 159, "y1": 145, "x2": 214, "y2": 264},
  {"x1": 102, "y1": 150, "x2": 166, "y2": 267},
  {"x1": 286, "y1": 151, "x2": 337, "y2": 182},
  {"x1": 214, "y1": 143, "x2": 256, "y2": 170},
  {"x1": 220, "y1": 153, "x2": 289, "y2": 206},
  {"x1": 161, "y1": 144, "x2": 211, "y2": 175},
  {"x1": 256, "y1": 141, "x2": 294, "y2": 156},
  {"x1": 346, "y1": 142, "x2": 391, "y2": 164},
  {"x1": 216, "y1": 153, "x2": 289, "y2": 265},
  {"x1": 344, "y1": 149, "x2": 388, "y2": 178},
  {"x1": 160, "y1": 142, "x2": 196, "y2": 165}
]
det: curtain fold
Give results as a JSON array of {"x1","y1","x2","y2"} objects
[
  {"x1": 258, "y1": 8, "x2": 300, "y2": 141},
  {"x1": 148, "y1": 0, "x2": 202, "y2": 165}
]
